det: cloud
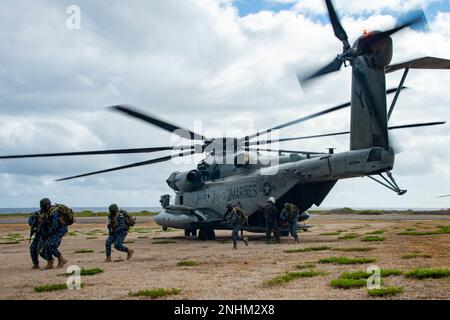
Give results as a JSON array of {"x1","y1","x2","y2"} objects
[{"x1": 0, "y1": 0, "x2": 449, "y2": 208}]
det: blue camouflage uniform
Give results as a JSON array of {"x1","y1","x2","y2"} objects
[
  {"x1": 105, "y1": 210, "x2": 129, "y2": 256},
  {"x1": 28, "y1": 211, "x2": 49, "y2": 266},
  {"x1": 42, "y1": 209, "x2": 68, "y2": 260},
  {"x1": 280, "y1": 203, "x2": 300, "y2": 242},
  {"x1": 224, "y1": 207, "x2": 248, "y2": 245}
]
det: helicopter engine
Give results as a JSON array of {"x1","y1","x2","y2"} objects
[
  {"x1": 166, "y1": 169, "x2": 204, "y2": 192},
  {"x1": 353, "y1": 31, "x2": 393, "y2": 69}
]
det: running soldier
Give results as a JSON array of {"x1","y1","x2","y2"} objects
[
  {"x1": 263, "y1": 197, "x2": 280, "y2": 243},
  {"x1": 280, "y1": 202, "x2": 300, "y2": 243},
  {"x1": 105, "y1": 204, "x2": 135, "y2": 262},
  {"x1": 223, "y1": 202, "x2": 249, "y2": 249}
]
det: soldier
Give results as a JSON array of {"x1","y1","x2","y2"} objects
[
  {"x1": 28, "y1": 198, "x2": 51, "y2": 269},
  {"x1": 263, "y1": 197, "x2": 280, "y2": 243},
  {"x1": 105, "y1": 204, "x2": 134, "y2": 262},
  {"x1": 223, "y1": 202, "x2": 248, "y2": 249},
  {"x1": 280, "y1": 202, "x2": 300, "y2": 243}
]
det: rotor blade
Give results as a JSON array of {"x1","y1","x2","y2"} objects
[
  {"x1": 297, "y1": 56, "x2": 343, "y2": 86},
  {"x1": 241, "y1": 87, "x2": 404, "y2": 142},
  {"x1": 366, "y1": 10, "x2": 428, "y2": 46},
  {"x1": 56, "y1": 150, "x2": 197, "y2": 181},
  {"x1": 437, "y1": 195, "x2": 450, "y2": 198},
  {"x1": 247, "y1": 148, "x2": 325, "y2": 155},
  {"x1": 0, "y1": 145, "x2": 197, "y2": 159},
  {"x1": 248, "y1": 121, "x2": 446, "y2": 145},
  {"x1": 110, "y1": 105, "x2": 209, "y2": 141},
  {"x1": 325, "y1": 0, "x2": 349, "y2": 48}
]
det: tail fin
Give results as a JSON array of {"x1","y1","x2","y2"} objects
[{"x1": 350, "y1": 58, "x2": 389, "y2": 150}]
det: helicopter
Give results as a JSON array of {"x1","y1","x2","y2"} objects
[{"x1": 1, "y1": 0, "x2": 449, "y2": 240}]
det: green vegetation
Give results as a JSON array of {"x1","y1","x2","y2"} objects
[
  {"x1": 74, "y1": 249, "x2": 94, "y2": 254},
  {"x1": 86, "y1": 237, "x2": 98, "y2": 240},
  {"x1": 366, "y1": 230, "x2": 385, "y2": 235},
  {"x1": 333, "y1": 247, "x2": 375, "y2": 252},
  {"x1": 177, "y1": 260, "x2": 200, "y2": 267},
  {"x1": 330, "y1": 278, "x2": 366, "y2": 289},
  {"x1": 264, "y1": 270, "x2": 326, "y2": 286},
  {"x1": 34, "y1": 284, "x2": 67, "y2": 293},
  {"x1": 398, "y1": 226, "x2": 450, "y2": 236},
  {"x1": 129, "y1": 288, "x2": 181, "y2": 299},
  {"x1": 137, "y1": 236, "x2": 149, "y2": 239},
  {"x1": 368, "y1": 287, "x2": 403, "y2": 297},
  {"x1": 319, "y1": 256, "x2": 376, "y2": 265},
  {"x1": 361, "y1": 236, "x2": 385, "y2": 242},
  {"x1": 339, "y1": 269, "x2": 402, "y2": 280},
  {"x1": 283, "y1": 246, "x2": 331, "y2": 253},
  {"x1": 402, "y1": 253, "x2": 432, "y2": 259},
  {"x1": 295, "y1": 262, "x2": 316, "y2": 270},
  {"x1": 319, "y1": 232, "x2": 341, "y2": 236},
  {"x1": 0, "y1": 241, "x2": 20, "y2": 245},
  {"x1": 338, "y1": 233, "x2": 359, "y2": 240},
  {"x1": 79, "y1": 268, "x2": 103, "y2": 276},
  {"x1": 405, "y1": 268, "x2": 450, "y2": 279}
]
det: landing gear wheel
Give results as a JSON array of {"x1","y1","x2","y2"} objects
[{"x1": 198, "y1": 226, "x2": 216, "y2": 241}]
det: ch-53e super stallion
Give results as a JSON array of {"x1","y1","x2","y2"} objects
[{"x1": 1, "y1": 0, "x2": 449, "y2": 240}]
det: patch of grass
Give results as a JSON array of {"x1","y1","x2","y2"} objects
[
  {"x1": 80, "y1": 268, "x2": 104, "y2": 276},
  {"x1": 338, "y1": 233, "x2": 359, "y2": 240},
  {"x1": 283, "y1": 246, "x2": 331, "y2": 253},
  {"x1": 405, "y1": 268, "x2": 450, "y2": 279},
  {"x1": 86, "y1": 237, "x2": 98, "y2": 240},
  {"x1": 0, "y1": 241, "x2": 20, "y2": 245},
  {"x1": 330, "y1": 278, "x2": 366, "y2": 289},
  {"x1": 129, "y1": 288, "x2": 181, "y2": 299},
  {"x1": 398, "y1": 226, "x2": 450, "y2": 236},
  {"x1": 177, "y1": 260, "x2": 199, "y2": 267},
  {"x1": 67, "y1": 232, "x2": 78, "y2": 237},
  {"x1": 137, "y1": 236, "x2": 148, "y2": 239},
  {"x1": 34, "y1": 284, "x2": 67, "y2": 293},
  {"x1": 319, "y1": 256, "x2": 376, "y2": 265},
  {"x1": 153, "y1": 240, "x2": 176, "y2": 244},
  {"x1": 74, "y1": 249, "x2": 94, "y2": 254},
  {"x1": 361, "y1": 236, "x2": 385, "y2": 242},
  {"x1": 333, "y1": 247, "x2": 375, "y2": 252},
  {"x1": 295, "y1": 262, "x2": 316, "y2": 270},
  {"x1": 368, "y1": 287, "x2": 403, "y2": 297},
  {"x1": 366, "y1": 230, "x2": 385, "y2": 235},
  {"x1": 402, "y1": 253, "x2": 432, "y2": 259},
  {"x1": 264, "y1": 270, "x2": 326, "y2": 286},
  {"x1": 319, "y1": 232, "x2": 341, "y2": 236},
  {"x1": 340, "y1": 269, "x2": 403, "y2": 280}
]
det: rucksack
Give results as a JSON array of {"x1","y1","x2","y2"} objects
[
  {"x1": 122, "y1": 210, "x2": 136, "y2": 228},
  {"x1": 52, "y1": 204, "x2": 75, "y2": 226}
]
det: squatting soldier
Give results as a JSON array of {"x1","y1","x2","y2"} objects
[
  {"x1": 28, "y1": 198, "x2": 51, "y2": 269},
  {"x1": 263, "y1": 197, "x2": 280, "y2": 243},
  {"x1": 223, "y1": 202, "x2": 249, "y2": 249},
  {"x1": 42, "y1": 203, "x2": 72, "y2": 269},
  {"x1": 105, "y1": 204, "x2": 134, "y2": 262},
  {"x1": 280, "y1": 202, "x2": 300, "y2": 243}
]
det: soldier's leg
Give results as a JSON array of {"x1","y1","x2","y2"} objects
[
  {"x1": 265, "y1": 220, "x2": 272, "y2": 242},
  {"x1": 231, "y1": 225, "x2": 238, "y2": 249},
  {"x1": 113, "y1": 231, "x2": 129, "y2": 253},
  {"x1": 273, "y1": 221, "x2": 280, "y2": 242},
  {"x1": 29, "y1": 237, "x2": 40, "y2": 268},
  {"x1": 105, "y1": 234, "x2": 115, "y2": 261}
]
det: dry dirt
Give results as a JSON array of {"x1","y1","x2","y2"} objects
[{"x1": 0, "y1": 216, "x2": 449, "y2": 300}]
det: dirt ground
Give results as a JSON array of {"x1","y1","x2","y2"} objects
[{"x1": 0, "y1": 216, "x2": 449, "y2": 300}]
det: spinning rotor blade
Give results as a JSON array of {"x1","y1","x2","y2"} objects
[
  {"x1": 0, "y1": 146, "x2": 197, "y2": 159},
  {"x1": 437, "y1": 195, "x2": 450, "y2": 198},
  {"x1": 366, "y1": 10, "x2": 428, "y2": 47},
  {"x1": 56, "y1": 150, "x2": 198, "y2": 181},
  {"x1": 247, "y1": 121, "x2": 445, "y2": 146},
  {"x1": 247, "y1": 148, "x2": 325, "y2": 155},
  {"x1": 325, "y1": 0, "x2": 350, "y2": 49},
  {"x1": 242, "y1": 87, "x2": 404, "y2": 142},
  {"x1": 297, "y1": 57, "x2": 343, "y2": 86},
  {"x1": 110, "y1": 105, "x2": 209, "y2": 141}
]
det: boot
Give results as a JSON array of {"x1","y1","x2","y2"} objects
[
  {"x1": 294, "y1": 234, "x2": 299, "y2": 243},
  {"x1": 57, "y1": 256, "x2": 68, "y2": 268},
  {"x1": 233, "y1": 241, "x2": 237, "y2": 250},
  {"x1": 104, "y1": 255, "x2": 112, "y2": 263},
  {"x1": 243, "y1": 238, "x2": 248, "y2": 246},
  {"x1": 31, "y1": 264, "x2": 39, "y2": 270},
  {"x1": 44, "y1": 259, "x2": 54, "y2": 270},
  {"x1": 127, "y1": 249, "x2": 134, "y2": 260}
]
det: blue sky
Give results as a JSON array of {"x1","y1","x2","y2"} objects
[{"x1": 233, "y1": 0, "x2": 450, "y2": 20}]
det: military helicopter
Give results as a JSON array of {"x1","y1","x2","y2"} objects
[{"x1": 1, "y1": 0, "x2": 449, "y2": 240}]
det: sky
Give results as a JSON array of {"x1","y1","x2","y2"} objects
[{"x1": 0, "y1": 0, "x2": 449, "y2": 209}]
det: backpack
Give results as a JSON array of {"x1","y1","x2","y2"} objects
[
  {"x1": 122, "y1": 210, "x2": 136, "y2": 228},
  {"x1": 52, "y1": 204, "x2": 75, "y2": 226}
]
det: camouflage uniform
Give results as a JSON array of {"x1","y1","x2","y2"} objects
[
  {"x1": 42, "y1": 208, "x2": 68, "y2": 260},
  {"x1": 105, "y1": 210, "x2": 129, "y2": 257},
  {"x1": 224, "y1": 206, "x2": 249, "y2": 248},
  {"x1": 280, "y1": 203, "x2": 300, "y2": 242},
  {"x1": 28, "y1": 210, "x2": 50, "y2": 267},
  {"x1": 264, "y1": 202, "x2": 280, "y2": 242}
]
